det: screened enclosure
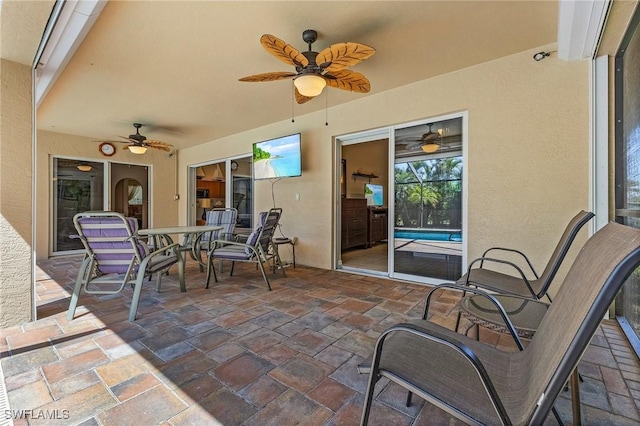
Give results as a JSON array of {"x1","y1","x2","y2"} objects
[
  {"x1": 392, "y1": 117, "x2": 464, "y2": 281},
  {"x1": 395, "y1": 157, "x2": 462, "y2": 230}
]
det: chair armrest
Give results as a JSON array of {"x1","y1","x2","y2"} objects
[
  {"x1": 209, "y1": 239, "x2": 259, "y2": 257},
  {"x1": 144, "y1": 241, "x2": 182, "y2": 259},
  {"x1": 464, "y1": 256, "x2": 535, "y2": 293},
  {"x1": 480, "y1": 247, "x2": 539, "y2": 278}
]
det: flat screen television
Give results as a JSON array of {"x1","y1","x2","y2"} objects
[
  {"x1": 364, "y1": 183, "x2": 384, "y2": 206},
  {"x1": 253, "y1": 133, "x2": 302, "y2": 180}
]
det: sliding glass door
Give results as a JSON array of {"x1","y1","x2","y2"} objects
[
  {"x1": 393, "y1": 117, "x2": 463, "y2": 281},
  {"x1": 336, "y1": 114, "x2": 466, "y2": 284},
  {"x1": 614, "y1": 11, "x2": 640, "y2": 345},
  {"x1": 191, "y1": 156, "x2": 253, "y2": 231},
  {"x1": 52, "y1": 158, "x2": 105, "y2": 253}
]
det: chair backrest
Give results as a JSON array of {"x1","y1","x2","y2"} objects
[
  {"x1": 233, "y1": 193, "x2": 245, "y2": 210},
  {"x1": 515, "y1": 222, "x2": 640, "y2": 425},
  {"x1": 73, "y1": 211, "x2": 147, "y2": 275},
  {"x1": 535, "y1": 210, "x2": 595, "y2": 297},
  {"x1": 244, "y1": 208, "x2": 282, "y2": 255},
  {"x1": 203, "y1": 208, "x2": 238, "y2": 241}
]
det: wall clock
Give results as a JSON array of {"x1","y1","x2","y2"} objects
[
  {"x1": 231, "y1": 160, "x2": 238, "y2": 170},
  {"x1": 99, "y1": 142, "x2": 116, "y2": 156}
]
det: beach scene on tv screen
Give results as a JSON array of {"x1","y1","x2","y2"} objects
[
  {"x1": 365, "y1": 183, "x2": 384, "y2": 206},
  {"x1": 253, "y1": 134, "x2": 301, "y2": 179}
]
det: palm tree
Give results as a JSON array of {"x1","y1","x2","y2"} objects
[{"x1": 395, "y1": 158, "x2": 462, "y2": 228}]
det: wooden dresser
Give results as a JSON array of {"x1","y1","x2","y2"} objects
[
  {"x1": 341, "y1": 198, "x2": 368, "y2": 250},
  {"x1": 367, "y1": 206, "x2": 388, "y2": 247}
]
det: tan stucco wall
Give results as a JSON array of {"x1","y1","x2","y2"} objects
[
  {"x1": 0, "y1": 59, "x2": 33, "y2": 326},
  {"x1": 35, "y1": 130, "x2": 179, "y2": 259},
  {"x1": 178, "y1": 45, "x2": 590, "y2": 294},
  {"x1": 343, "y1": 139, "x2": 389, "y2": 201}
]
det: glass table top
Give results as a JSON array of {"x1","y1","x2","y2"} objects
[{"x1": 459, "y1": 294, "x2": 550, "y2": 335}]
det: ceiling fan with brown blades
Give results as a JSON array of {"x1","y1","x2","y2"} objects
[
  {"x1": 239, "y1": 29, "x2": 376, "y2": 104},
  {"x1": 97, "y1": 123, "x2": 174, "y2": 154},
  {"x1": 397, "y1": 123, "x2": 443, "y2": 153}
]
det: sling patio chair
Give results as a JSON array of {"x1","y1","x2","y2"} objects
[
  {"x1": 205, "y1": 208, "x2": 284, "y2": 290},
  {"x1": 191, "y1": 207, "x2": 238, "y2": 271},
  {"x1": 457, "y1": 210, "x2": 594, "y2": 302},
  {"x1": 67, "y1": 211, "x2": 184, "y2": 322},
  {"x1": 361, "y1": 222, "x2": 640, "y2": 425}
]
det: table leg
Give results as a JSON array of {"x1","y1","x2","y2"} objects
[
  {"x1": 177, "y1": 249, "x2": 186, "y2": 293},
  {"x1": 571, "y1": 368, "x2": 581, "y2": 425}
]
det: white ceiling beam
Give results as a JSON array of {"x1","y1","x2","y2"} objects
[
  {"x1": 35, "y1": 0, "x2": 106, "y2": 106},
  {"x1": 558, "y1": 0, "x2": 611, "y2": 61}
]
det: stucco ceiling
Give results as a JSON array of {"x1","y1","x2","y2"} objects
[
  {"x1": 0, "y1": 0, "x2": 55, "y2": 65},
  {"x1": 31, "y1": 1, "x2": 559, "y2": 150}
]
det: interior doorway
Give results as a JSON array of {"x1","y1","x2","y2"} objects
[
  {"x1": 191, "y1": 156, "x2": 254, "y2": 232},
  {"x1": 111, "y1": 163, "x2": 149, "y2": 229},
  {"x1": 339, "y1": 139, "x2": 389, "y2": 274}
]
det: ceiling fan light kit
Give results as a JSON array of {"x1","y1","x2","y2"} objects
[
  {"x1": 128, "y1": 145, "x2": 147, "y2": 154},
  {"x1": 294, "y1": 74, "x2": 327, "y2": 97},
  {"x1": 421, "y1": 143, "x2": 440, "y2": 153},
  {"x1": 239, "y1": 29, "x2": 375, "y2": 104}
]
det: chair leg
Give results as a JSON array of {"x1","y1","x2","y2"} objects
[
  {"x1": 197, "y1": 249, "x2": 204, "y2": 273},
  {"x1": 256, "y1": 259, "x2": 272, "y2": 291},
  {"x1": 155, "y1": 267, "x2": 164, "y2": 292},
  {"x1": 230, "y1": 261, "x2": 235, "y2": 276},
  {"x1": 274, "y1": 248, "x2": 286, "y2": 277},
  {"x1": 67, "y1": 256, "x2": 91, "y2": 321},
  {"x1": 205, "y1": 255, "x2": 218, "y2": 289},
  {"x1": 454, "y1": 310, "x2": 462, "y2": 333},
  {"x1": 406, "y1": 391, "x2": 413, "y2": 407},
  {"x1": 129, "y1": 276, "x2": 145, "y2": 321},
  {"x1": 552, "y1": 406, "x2": 565, "y2": 426},
  {"x1": 361, "y1": 369, "x2": 379, "y2": 426},
  {"x1": 454, "y1": 288, "x2": 468, "y2": 333}
]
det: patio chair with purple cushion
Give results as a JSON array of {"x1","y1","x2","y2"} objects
[
  {"x1": 67, "y1": 211, "x2": 184, "y2": 321},
  {"x1": 192, "y1": 207, "x2": 238, "y2": 271},
  {"x1": 205, "y1": 208, "x2": 284, "y2": 290}
]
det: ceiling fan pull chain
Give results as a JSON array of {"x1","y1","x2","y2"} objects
[
  {"x1": 291, "y1": 82, "x2": 295, "y2": 123},
  {"x1": 325, "y1": 90, "x2": 328, "y2": 126}
]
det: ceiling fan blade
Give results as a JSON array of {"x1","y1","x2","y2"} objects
[
  {"x1": 316, "y1": 42, "x2": 375, "y2": 72},
  {"x1": 94, "y1": 139, "x2": 130, "y2": 144},
  {"x1": 422, "y1": 133, "x2": 440, "y2": 142},
  {"x1": 118, "y1": 136, "x2": 140, "y2": 143},
  {"x1": 260, "y1": 34, "x2": 309, "y2": 68},
  {"x1": 325, "y1": 70, "x2": 371, "y2": 93},
  {"x1": 294, "y1": 88, "x2": 314, "y2": 105},
  {"x1": 239, "y1": 72, "x2": 297, "y2": 82},
  {"x1": 144, "y1": 139, "x2": 174, "y2": 151}
]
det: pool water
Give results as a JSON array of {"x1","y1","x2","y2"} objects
[{"x1": 394, "y1": 229, "x2": 462, "y2": 242}]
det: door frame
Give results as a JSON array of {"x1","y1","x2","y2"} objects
[
  {"x1": 49, "y1": 156, "x2": 153, "y2": 256},
  {"x1": 334, "y1": 111, "x2": 468, "y2": 285}
]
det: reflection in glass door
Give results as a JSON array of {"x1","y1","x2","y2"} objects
[
  {"x1": 614, "y1": 12, "x2": 640, "y2": 346},
  {"x1": 393, "y1": 118, "x2": 464, "y2": 281},
  {"x1": 230, "y1": 156, "x2": 253, "y2": 231},
  {"x1": 53, "y1": 158, "x2": 105, "y2": 253}
]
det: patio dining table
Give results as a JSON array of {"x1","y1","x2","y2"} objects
[{"x1": 138, "y1": 224, "x2": 223, "y2": 289}]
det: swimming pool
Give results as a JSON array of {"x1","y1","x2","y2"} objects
[{"x1": 394, "y1": 229, "x2": 462, "y2": 242}]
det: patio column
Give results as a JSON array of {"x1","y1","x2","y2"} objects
[{"x1": 0, "y1": 58, "x2": 34, "y2": 326}]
